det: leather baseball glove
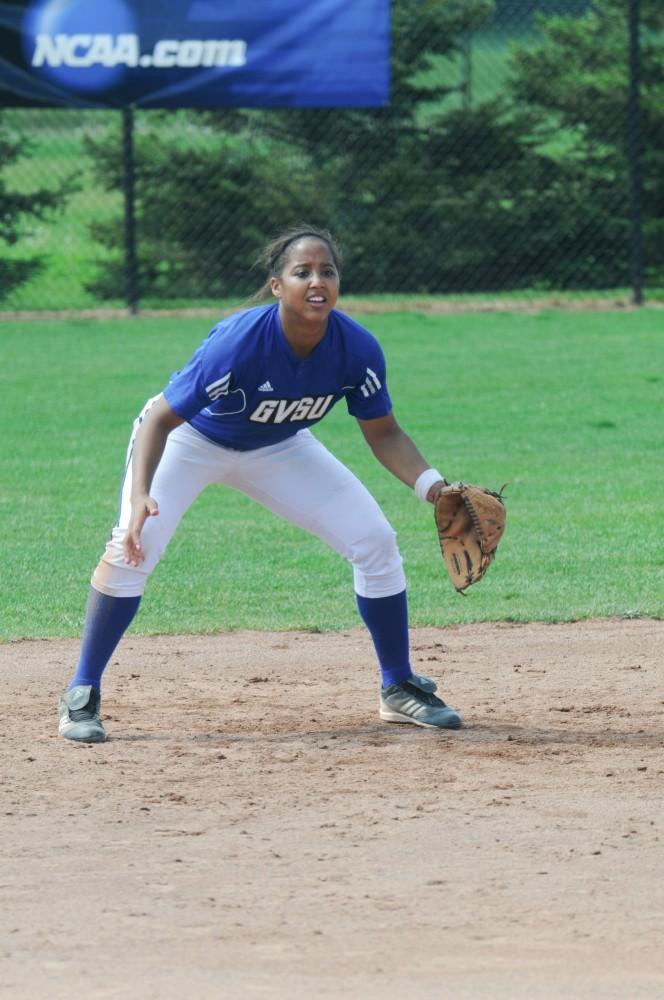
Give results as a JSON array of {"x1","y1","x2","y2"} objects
[{"x1": 434, "y1": 482, "x2": 506, "y2": 593}]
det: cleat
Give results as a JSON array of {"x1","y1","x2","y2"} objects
[
  {"x1": 58, "y1": 685, "x2": 107, "y2": 743},
  {"x1": 409, "y1": 672, "x2": 437, "y2": 694},
  {"x1": 379, "y1": 680, "x2": 463, "y2": 730}
]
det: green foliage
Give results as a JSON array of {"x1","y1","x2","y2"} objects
[
  {"x1": 84, "y1": 1, "x2": 517, "y2": 300},
  {"x1": 508, "y1": 0, "x2": 664, "y2": 286},
  {"x1": 1, "y1": 308, "x2": 663, "y2": 640},
  {"x1": 84, "y1": 121, "x2": 325, "y2": 299},
  {"x1": 0, "y1": 113, "x2": 77, "y2": 300},
  {"x1": 53, "y1": 0, "x2": 664, "y2": 300}
]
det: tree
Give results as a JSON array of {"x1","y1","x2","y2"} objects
[
  {"x1": 85, "y1": 120, "x2": 327, "y2": 300},
  {"x1": 84, "y1": 0, "x2": 663, "y2": 299},
  {"x1": 85, "y1": 0, "x2": 500, "y2": 300},
  {"x1": 507, "y1": 0, "x2": 664, "y2": 287},
  {"x1": 0, "y1": 114, "x2": 75, "y2": 301}
]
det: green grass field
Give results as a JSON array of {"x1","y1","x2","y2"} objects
[{"x1": 1, "y1": 307, "x2": 662, "y2": 641}]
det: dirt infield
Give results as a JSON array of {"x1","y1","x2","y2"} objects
[{"x1": 2, "y1": 618, "x2": 663, "y2": 999}]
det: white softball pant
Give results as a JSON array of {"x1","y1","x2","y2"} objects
[{"x1": 92, "y1": 397, "x2": 406, "y2": 601}]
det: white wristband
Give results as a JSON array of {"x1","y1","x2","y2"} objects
[{"x1": 414, "y1": 468, "x2": 445, "y2": 502}]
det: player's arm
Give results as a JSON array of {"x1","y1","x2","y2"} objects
[
  {"x1": 124, "y1": 395, "x2": 184, "y2": 566},
  {"x1": 357, "y1": 412, "x2": 445, "y2": 503}
]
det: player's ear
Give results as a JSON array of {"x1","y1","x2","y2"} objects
[{"x1": 270, "y1": 277, "x2": 281, "y2": 298}]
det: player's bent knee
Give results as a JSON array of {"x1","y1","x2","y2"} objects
[
  {"x1": 90, "y1": 526, "x2": 164, "y2": 598},
  {"x1": 91, "y1": 559, "x2": 149, "y2": 598},
  {"x1": 350, "y1": 520, "x2": 400, "y2": 567},
  {"x1": 348, "y1": 521, "x2": 405, "y2": 598},
  {"x1": 91, "y1": 538, "x2": 153, "y2": 597}
]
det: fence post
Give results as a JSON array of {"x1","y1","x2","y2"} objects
[
  {"x1": 122, "y1": 106, "x2": 139, "y2": 314},
  {"x1": 627, "y1": 0, "x2": 644, "y2": 306}
]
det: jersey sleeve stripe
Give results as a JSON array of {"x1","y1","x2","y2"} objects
[{"x1": 205, "y1": 373, "x2": 232, "y2": 399}]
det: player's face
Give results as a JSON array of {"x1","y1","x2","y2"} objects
[{"x1": 271, "y1": 239, "x2": 340, "y2": 326}]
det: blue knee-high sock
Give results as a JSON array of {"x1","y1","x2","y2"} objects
[
  {"x1": 68, "y1": 586, "x2": 141, "y2": 693},
  {"x1": 355, "y1": 590, "x2": 413, "y2": 688}
]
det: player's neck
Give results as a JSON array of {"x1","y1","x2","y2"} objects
[{"x1": 279, "y1": 311, "x2": 328, "y2": 358}]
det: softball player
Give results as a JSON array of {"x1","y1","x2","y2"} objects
[{"x1": 58, "y1": 226, "x2": 462, "y2": 742}]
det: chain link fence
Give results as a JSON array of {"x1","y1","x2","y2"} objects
[{"x1": 1, "y1": 0, "x2": 662, "y2": 313}]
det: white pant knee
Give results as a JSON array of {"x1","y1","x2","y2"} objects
[
  {"x1": 349, "y1": 520, "x2": 406, "y2": 599},
  {"x1": 91, "y1": 528, "x2": 153, "y2": 598}
]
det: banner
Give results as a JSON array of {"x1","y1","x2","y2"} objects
[{"x1": 0, "y1": 0, "x2": 390, "y2": 108}]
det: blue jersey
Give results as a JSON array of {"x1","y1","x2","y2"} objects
[{"x1": 163, "y1": 304, "x2": 392, "y2": 451}]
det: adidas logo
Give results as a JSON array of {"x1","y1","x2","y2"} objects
[
  {"x1": 359, "y1": 368, "x2": 382, "y2": 398},
  {"x1": 258, "y1": 380, "x2": 274, "y2": 392}
]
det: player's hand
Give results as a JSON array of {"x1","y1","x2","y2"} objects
[
  {"x1": 123, "y1": 495, "x2": 159, "y2": 566},
  {"x1": 426, "y1": 479, "x2": 448, "y2": 504}
]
